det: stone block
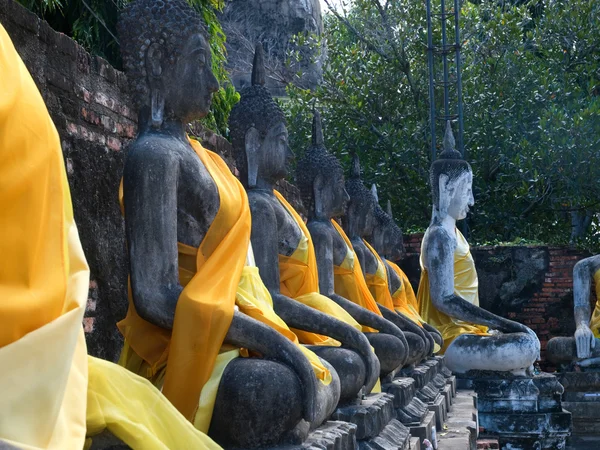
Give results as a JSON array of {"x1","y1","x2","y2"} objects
[
  {"x1": 442, "y1": 384, "x2": 453, "y2": 412},
  {"x1": 381, "y1": 377, "x2": 416, "y2": 409},
  {"x1": 302, "y1": 420, "x2": 357, "y2": 450},
  {"x1": 447, "y1": 375, "x2": 457, "y2": 397},
  {"x1": 408, "y1": 411, "x2": 435, "y2": 448},
  {"x1": 478, "y1": 410, "x2": 572, "y2": 436},
  {"x1": 558, "y1": 371, "x2": 600, "y2": 392},
  {"x1": 428, "y1": 394, "x2": 447, "y2": 432},
  {"x1": 415, "y1": 383, "x2": 440, "y2": 404},
  {"x1": 397, "y1": 397, "x2": 429, "y2": 425},
  {"x1": 331, "y1": 393, "x2": 395, "y2": 440},
  {"x1": 358, "y1": 419, "x2": 410, "y2": 450},
  {"x1": 409, "y1": 436, "x2": 420, "y2": 450}
]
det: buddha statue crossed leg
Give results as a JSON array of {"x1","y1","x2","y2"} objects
[
  {"x1": 229, "y1": 44, "x2": 380, "y2": 406},
  {"x1": 417, "y1": 122, "x2": 539, "y2": 375},
  {"x1": 296, "y1": 111, "x2": 411, "y2": 378},
  {"x1": 116, "y1": 1, "x2": 333, "y2": 447},
  {"x1": 342, "y1": 155, "x2": 432, "y2": 366}
]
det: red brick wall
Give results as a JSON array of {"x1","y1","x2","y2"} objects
[{"x1": 399, "y1": 233, "x2": 592, "y2": 371}]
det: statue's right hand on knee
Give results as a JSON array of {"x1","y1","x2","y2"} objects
[{"x1": 575, "y1": 324, "x2": 595, "y2": 359}]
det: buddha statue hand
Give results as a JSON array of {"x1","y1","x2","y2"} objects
[
  {"x1": 423, "y1": 322, "x2": 444, "y2": 348},
  {"x1": 225, "y1": 310, "x2": 319, "y2": 422},
  {"x1": 575, "y1": 324, "x2": 596, "y2": 359},
  {"x1": 379, "y1": 305, "x2": 433, "y2": 358}
]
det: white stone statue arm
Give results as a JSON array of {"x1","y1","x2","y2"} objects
[
  {"x1": 572, "y1": 255, "x2": 600, "y2": 358},
  {"x1": 426, "y1": 227, "x2": 531, "y2": 335}
]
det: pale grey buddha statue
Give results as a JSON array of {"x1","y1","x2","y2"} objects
[
  {"x1": 547, "y1": 255, "x2": 600, "y2": 368},
  {"x1": 229, "y1": 44, "x2": 379, "y2": 405},
  {"x1": 117, "y1": 1, "x2": 332, "y2": 447},
  {"x1": 418, "y1": 122, "x2": 540, "y2": 374},
  {"x1": 342, "y1": 155, "x2": 431, "y2": 366},
  {"x1": 368, "y1": 185, "x2": 444, "y2": 354},
  {"x1": 296, "y1": 111, "x2": 411, "y2": 378}
]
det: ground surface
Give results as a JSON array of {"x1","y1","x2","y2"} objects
[{"x1": 436, "y1": 390, "x2": 477, "y2": 449}]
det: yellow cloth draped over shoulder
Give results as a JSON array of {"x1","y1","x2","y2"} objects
[
  {"x1": 386, "y1": 260, "x2": 424, "y2": 327},
  {"x1": 330, "y1": 221, "x2": 382, "y2": 333},
  {"x1": 417, "y1": 229, "x2": 489, "y2": 353},
  {"x1": 118, "y1": 138, "x2": 330, "y2": 432},
  {"x1": 274, "y1": 191, "x2": 362, "y2": 345},
  {"x1": 588, "y1": 268, "x2": 600, "y2": 338},
  {"x1": 362, "y1": 240, "x2": 395, "y2": 311},
  {"x1": 0, "y1": 24, "x2": 219, "y2": 450}
]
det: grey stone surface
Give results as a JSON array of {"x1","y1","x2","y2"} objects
[
  {"x1": 397, "y1": 397, "x2": 429, "y2": 425},
  {"x1": 437, "y1": 390, "x2": 478, "y2": 450},
  {"x1": 428, "y1": 394, "x2": 447, "y2": 432},
  {"x1": 220, "y1": 0, "x2": 324, "y2": 96},
  {"x1": 358, "y1": 419, "x2": 410, "y2": 450},
  {"x1": 415, "y1": 383, "x2": 440, "y2": 404},
  {"x1": 381, "y1": 377, "x2": 416, "y2": 409},
  {"x1": 408, "y1": 411, "x2": 436, "y2": 447},
  {"x1": 302, "y1": 421, "x2": 358, "y2": 450},
  {"x1": 331, "y1": 393, "x2": 395, "y2": 440}
]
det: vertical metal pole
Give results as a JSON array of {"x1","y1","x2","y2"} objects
[
  {"x1": 426, "y1": 0, "x2": 436, "y2": 162},
  {"x1": 454, "y1": 0, "x2": 465, "y2": 158},
  {"x1": 441, "y1": 0, "x2": 450, "y2": 119}
]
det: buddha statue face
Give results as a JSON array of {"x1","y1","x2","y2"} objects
[
  {"x1": 230, "y1": 44, "x2": 293, "y2": 188},
  {"x1": 372, "y1": 206, "x2": 404, "y2": 261},
  {"x1": 296, "y1": 111, "x2": 350, "y2": 220},
  {"x1": 344, "y1": 154, "x2": 376, "y2": 238},
  {"x1": 119, "y1": 0, "x2": 219, "y2": 126},
  {"x1": 430, "y1": 122, "x2": 473, "y2": 222}
]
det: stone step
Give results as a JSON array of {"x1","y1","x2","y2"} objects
[
  {"x1": 302, "y1": 421, "x2": 358, "y2": 450},
  {"x1": 381, "y1": 377, "x2": 416, "y2": 409},
  {"x1": 331, "y1": 393, "x2": 395, "y2": 440},
  {"x1": 358, "y1": 419, "x2": 411, "y2": 450}
]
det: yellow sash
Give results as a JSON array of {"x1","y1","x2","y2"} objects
[
  {"x1": 417, "y1": 229, "x2": 488, "y2": 353},
  {"x1": 330, "y1": 221, "x2": 382, "y2": 333},
  {"x1": 274, "y1": 191, "x2": 362, "y2": 345},
  {"x1": 0, "y1": 25, "x2": 89, "y2": 449},
  {"x1": 363, "y1": 240, "x2": 396, "y2": 311},
  {"x1": 386, "y1": 260, "x2": 424, "y2": 327},
  {"x1": 589, "y1": 268, "x2": 600, "y2": 338},
  {"x1": 118, "y1": 139, "x2": 330, "y2": 429}
]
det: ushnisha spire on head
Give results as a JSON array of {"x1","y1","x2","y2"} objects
[{"x1": 251, "y1": 42, "x2": 266, "y2": 87}]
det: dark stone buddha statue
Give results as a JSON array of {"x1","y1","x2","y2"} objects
[
  {"x1": 369, "y1": 186, "x2": 444, "y2": 353},
  {"x1": 118, "y1": 1, "x2": 327, "y2": 447},
  {"x1": 296, "y1": 111, "x2": 410, "y2": 378},
  {"x1": 343, "y1": 156, "x2": 430, "y2": 365},
  {"x1": 229, "y1": 44, "x2": 380, "y2": 406}
]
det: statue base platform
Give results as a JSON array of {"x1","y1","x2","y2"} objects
[
  {"x1": 409, "y1": 436, "x2": 421, "y2": 450},
  {"x1": 357, "y1": 419, "x2": 411, "y2": 450},
  {"x1": 301, "y1": 420, "x2": 358, "y2": 450},
  {"x1": 472, "y1": 371, "x2": 571, "y2": 450},
  {"x1": 408, "y1": 411, "x2": 436, "y2": 449},
  {"x1": 558, "y1": 371, "x2": 600, "y2": 435},
  {"x1": 331, "y1": 393, "x2": 393, "y2": 439},
  {"x1": 381, "y1": 377, "x2": 428, "y2": 425},
  {"x1": 427, "y1": 392, "x2": 447, "y2": 432}
]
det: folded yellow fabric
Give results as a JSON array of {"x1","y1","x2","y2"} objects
[{"x1": 417, "y1": 229, "x2": 489, "y2": 352}]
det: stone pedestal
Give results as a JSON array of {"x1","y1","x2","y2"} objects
[
  {"x1": 382, "y1": 377, "x2": 428, "y2": 425},
  {"x1": 427, "y1": 393, "x2": 447, "y2": 431},
  {"x1": 331, "y1": 393, "x2": 411, "y2": 449},
  {"x1": 408, "y1": 411, "x2": 436, "y2": 448},
  {"x1": 473, "y1": 372, "x2": 572, "y2": 450},
  {"x1": 302, "y1": 421, "x2": 358, "y2": 450},
  {"x1": 558, "y1": 371, "x2": 600, "y2": 435}
]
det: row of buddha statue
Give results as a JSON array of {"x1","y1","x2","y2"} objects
[{"x1": 1, "y1": 0, "x2": 590, "y2": 448}]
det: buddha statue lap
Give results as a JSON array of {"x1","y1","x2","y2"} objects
[
  {"x1": 547, "y1": 255, "x2": 600, "y2": 368},
  {"x1": 342, "y1": 155, "x2": 431, "y2": 366},
  {"x1": 229, "y1": 45, "x2": 380, "y2": 405},
  {"x1": 368, "y1": 187, "x2": 443, "y2": 354},
  {"x1": 117, "y1": 2, "x2": 336, "y2": 447},
  {"x1": 417, "y1": 122, "x2": 539, "y2": 374},
  {"x1": 296, "y1": 111, "x2": 410, "y2": 378}
]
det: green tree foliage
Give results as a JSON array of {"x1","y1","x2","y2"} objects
[
  {"x1": 285, "y1": 0, "x2": 600, "y2": 248},
  {"x1": 17, "y1": 0, "x2": 239, "y2": 135}
]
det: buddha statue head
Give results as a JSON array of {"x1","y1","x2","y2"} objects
[
  {"x1": 343, "y1": 154, "x2": 376, "y2": 238},
  {"x1": 119, "y1": 0, "x2": 219, "y2": 128},
  {"x1": 430, "y1": 122, "x2": 474, "y2": 223},
  {"x1": 296, "y1": 111, "x2": 349, "y2": 220},
  {"x1": 230, "y1": 44, "x2": 291, "y2": 189},
  {"x1": 370, "y1": 186, "x2": 404, "y2": 261}
]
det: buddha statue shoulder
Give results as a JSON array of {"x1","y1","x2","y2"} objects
[
  {"x1": 296, "y1": 111, "x2": 410, "y2": 378},
  {"x1": 229, "y1": 44, "x2": 380, "y2": 404},
  {"x1": 418, "y1": 122, "x2": 539, "y2": 374},
  {"x1": 117, "y1": 2, "x2": 330, "y2": 447},
  {"x1": 547, "y1": 254, "x2": 600, "y2": 367},
  {"x1": 368, "y1": 187, "x2": 444, "y2": 353},
  {"x1": 342, "y1": 156, "x2": 430, "y2": 365}
]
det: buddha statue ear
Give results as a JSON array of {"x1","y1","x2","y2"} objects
[
  {"x1": 313, "y1": 173, "x2": 326, "y2": 217},
  {"x1": 370, "y1": 184, "x2": 379, "y2": 204},
  {"x1": 438, "y1": 173, "x2": 453, "y2": 219},
  {"x1": 146, "y1": 43, "x2": 165, "y2": 128},
  {"x1": 386, "y1": 200, "x2": 393, "y2": 219},
  {"x1": 245, "y1": 127, "x2": 261, "y2": 188}
]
